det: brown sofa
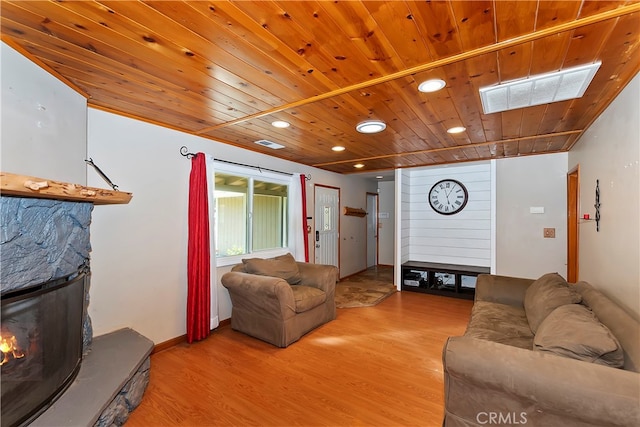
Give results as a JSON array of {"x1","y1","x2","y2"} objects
[
  {"x1": 221, "y1": 254, "x2": 338, "y2": 347},
  {"x1": 443, "y1": 273, "x2": 640, "y2": 427}
]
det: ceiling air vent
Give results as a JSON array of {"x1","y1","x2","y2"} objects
[
  {"x1": 254, "y1": 139, "x2": 285, "y2": 150},
  {"x1": 479, "y1": 61, "x2": 601, "y2": 114}
]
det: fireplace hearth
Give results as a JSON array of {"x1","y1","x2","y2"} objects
[{"x1": 1, "y1": 270, "x2": 87, "y2": 427}]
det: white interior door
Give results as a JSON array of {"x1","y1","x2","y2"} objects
[
  {"x1": 366, "y1": 193, "x2": 378, "y2": 267},
  {"x1": 314, "y1": 185, "x2": 339, "y2": 268}
]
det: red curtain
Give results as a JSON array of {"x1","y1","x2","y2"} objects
[
  {"x1": 300, "y1": 174, "x2": 309, "y2": 262},
  {"x1": 187, "y1": 153, "x2": 210, "y2": 343}
]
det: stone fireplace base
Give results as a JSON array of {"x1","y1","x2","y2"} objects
[
  {"x1": 31, "y1": 328, "x2": 152, "y2": 427},
  {"x1": 1, "y1": 197, "x2": 153, "y2": 426}
]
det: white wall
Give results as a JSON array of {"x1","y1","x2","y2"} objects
[
  {"x1": 1, "y1": 42, "x2": 87, "y2": 183},
  {"x1": 87, "y1": 108, "x2": 375, "y2": 343},
  {"x1": 377, "y1": 181, "x2": 395, "y2": 265},
  {"x1": 403, "y1": 162, "x2": 492, "y2": 267},
  {"x1": 496, "y1": 153, "x2": 569, "y2": 278},
  {"x1": 1, "y1": 43, "x2": 375, "y2": 344},
  {"x1": 568, "y1": 73, "x2": 640, "y2": 320}
]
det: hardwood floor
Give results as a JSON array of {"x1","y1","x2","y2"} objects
[{"x1": 126, "y1": 288, "x2": 472, "y2": 426}]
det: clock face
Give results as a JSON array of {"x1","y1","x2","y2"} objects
[{"x1": 428, "y1": 179, "x2": 468, "y2": 215}]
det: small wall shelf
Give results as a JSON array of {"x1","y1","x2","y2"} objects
[
  {"x1": 0, "y1": 172, "x2": 132, "y2": 205},
  {"x1": 343, "y1": 206, "x2": 366, "y2": 217}
]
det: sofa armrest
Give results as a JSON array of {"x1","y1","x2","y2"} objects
[
  {"x1": 221, "y1": 271, "x2": 296, "y2": 320},
  {"x1": 443, "y1": 336, "x2": 640, "y2": 426},
  {"x1": 474, "y1": 274, "x2": 534, "y2": 307},
  {"x1": 296, "y1": 263, "x2": 338, "y2": 294}
]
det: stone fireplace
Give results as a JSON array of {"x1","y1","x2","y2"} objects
[{"x1": 0, "y1": 196, "x2": 152, "y2": 427}]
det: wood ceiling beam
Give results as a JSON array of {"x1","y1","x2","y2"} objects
[
  {"x1": 311, "y1": 130, "x2": 583, "y2": 167},
  {"x1": 196, "y1": 3, "x2": 640, "y2": 135}
]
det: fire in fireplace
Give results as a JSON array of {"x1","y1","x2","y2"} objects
[
  {"x1": 1, "y1": 270, "x2": 87, "y2": 427},
  {"x1": 0, "y1": 334, "x2": 25, "y2": 366}
]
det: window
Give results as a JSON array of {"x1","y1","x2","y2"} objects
[{"x1": 214, "y1": 168, "x2": 289, "y2": 259}]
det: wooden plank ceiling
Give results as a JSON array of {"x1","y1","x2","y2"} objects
[{"x1": 2, "y1": 1, "x2": 639, "y2": 174}]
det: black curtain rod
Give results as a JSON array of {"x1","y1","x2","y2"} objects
[{"x1": 180, "y1": 146, "x2": 310, "y2": 180}]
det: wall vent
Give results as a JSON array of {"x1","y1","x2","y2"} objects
[
  {"x1": 479, "y1": 62, "x2": 601, "y2": 114},
  {"x1": 254, "y1": 139, "x2": 285, "y2": 149}
]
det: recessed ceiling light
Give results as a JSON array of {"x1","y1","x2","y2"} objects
[
  {"x1": 447, "y1": 126, "x2": 466, "y2": 134},
  {"x1": 376, "y1": 176, "x2": 384, "y2": 179},
  {"x1": 271, "y1": 120, "x2": 290, "y2": 128},
  {"x1": 354, "y1": 163, "x2": 365, "y2": 169},
  {"x1": 418, "y1": 78, "x2": 446, "y2": 93},
  {"x1": 332, "y1": 146, "x2": 346, "y2": 152},
  {"x1": 356, "y1": 120, "x2": 386, "y2": 134}
]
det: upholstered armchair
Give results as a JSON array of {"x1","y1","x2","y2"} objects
[{"x1": 221, "y1": 253, "x2": 338, "y2": 347}]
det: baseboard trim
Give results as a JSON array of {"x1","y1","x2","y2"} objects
[{"x1": 151, "y1": 318, "x2": 231, "y2": 354}]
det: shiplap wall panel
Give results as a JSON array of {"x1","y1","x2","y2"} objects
[
  {"x1": 405, "y1": 162, "x2": 492, "y2": 267},
  {"x1": 400, "y1": 169, "x2": 412, "y2": 265}
]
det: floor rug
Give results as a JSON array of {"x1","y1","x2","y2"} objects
[{"x1": 335, "y1": 277, "x2": 397, "y2": 308}]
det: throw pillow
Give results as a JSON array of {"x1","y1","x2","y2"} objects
[
  {"x1": 534, "y1": 304, "x2": 624, "y2": 368},
  {"x1": 524, "y1": 272, "x2": 581, "y2": 333},
  {"x1": 242, "y1": 253, "x2": 301, "y2": 285}
]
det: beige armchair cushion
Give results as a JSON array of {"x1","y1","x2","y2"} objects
[
  {"x1": 291, "y1": 285, "x2": 326, "y2": 313},
  {"x1": 534, "y1": 304, "x2": 624, "y2": 368},
  {"x1": 524, "y1": 272, "x2": 581, "y2": 333},
  {"x1": 242, "y1": 253, "x2": 301, "y2": 284}
]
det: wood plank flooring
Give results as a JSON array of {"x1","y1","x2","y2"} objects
[{"x1": 126, "y1": 287, "x2": 473, "y2": 426}]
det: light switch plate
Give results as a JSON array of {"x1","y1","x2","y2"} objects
[
  {"x1": 543, "y1": 228, "x2": 556, "y2": 238},
  {"x1": 530, "y1": 206, "x2": 545, "y2": 214}
]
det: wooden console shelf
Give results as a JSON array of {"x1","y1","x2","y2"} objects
[
  {"x1": 401, "y1": 261, "x2": 490, "y2": 300},
  {"x1": 0, "y1": 172, "x2": 132, "y2": 205}
]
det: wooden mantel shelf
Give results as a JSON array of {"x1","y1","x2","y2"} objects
[{"x1": 0, "y1": 172, "x2": 132, "y2": 205}]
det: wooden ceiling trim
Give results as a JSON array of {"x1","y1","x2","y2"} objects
[
  {"x1": 0, "y1": 2, "x2": 280, "y2": 114},
  {"x1": 8, "y1": 0, "x2": 303, "y2": 109},
  {"x1": 312, "y1": 130, "x2": 583, "y2": 168},
  {"x1": 14, "y1": 34, "x2": 248, "y2": 130},
  {"x1": 1, "y1": 34, "x2": 88, "y2": 98},
  {"x1": 196, "y1": 2, "x2": 640, "y2": 135},
  {"x1": 89, "y1": 104, "x2": 203, "y2": 135},
  {"x1": 2, "y1": 17, "x2": 219, "y2": 112}
]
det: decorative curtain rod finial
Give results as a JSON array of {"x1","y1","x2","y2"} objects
[{"x1": 180, "y1": 146, "x2": 196, "y2": 159}]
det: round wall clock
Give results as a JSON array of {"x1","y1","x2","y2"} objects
[{"x1": 428, "y1": 179, "x2": 468, "y2": 215}]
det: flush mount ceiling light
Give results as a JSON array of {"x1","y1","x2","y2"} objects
[
  {"x1": 332, "y1": 146, "x2": 346, "y2": 152},
  {"x1": 354, "y1": 163, "x2": 365, "y2": 169},
  {"x1": 479, "y1": 61, "x2": 602, "y2": 114},
  {"x1": 447, "y1": 126, "x2": 466, "y2": 134},
  {"x1": 356, "y1": 120, "x2": 386, "y2": 134},
  {"x1": 418, "y1": 78, "x2": 446, "y2": 93},
  {"x1": 271, "y1": 120, "x2": 290, "y2": 128}
]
